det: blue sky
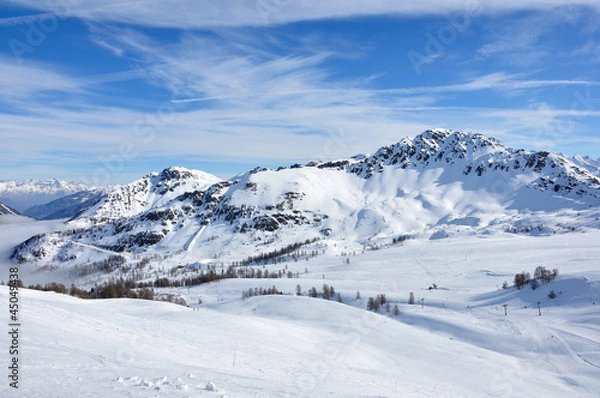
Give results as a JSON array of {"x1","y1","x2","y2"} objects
[{"x1": 1, "y1": 0, "x2": 600, "y2": 185}]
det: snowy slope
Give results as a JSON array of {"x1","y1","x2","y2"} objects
[
  {"x1": 0, "y1": 179, "x2": 91, "y2": 212},
  {"x1": 1, "y1": 226, "x2": 599, "y2": 397}
]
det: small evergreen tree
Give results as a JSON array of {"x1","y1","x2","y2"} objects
[
  {"x1": 295, "y1": 284, "x2": 302, "y2": 296},
  {"x1": 367, "y1": 297, "x2": 375, "y2": 311},
  {"x1": 373, "y1": 298, "x2": 380, "y2": 313},
  {"x1": 322, "y1": 284, "x2": 331, "y2": 300},
  {"x1": 408, "y1": 292, "x2": 415, "y2": 305},
  {"x1": 379, "y1": 294, "x2": 387, "y2": 306},
  {"x1": 356, "y1": 291, "x2": 361, "y2": 301},
  {"x1": 393, "y1": 304, "x2": 400, "y2": 316}
]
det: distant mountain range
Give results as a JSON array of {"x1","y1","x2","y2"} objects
[
  {"x1": 11, "y1": 129, "x2": 600, "y2": 276},
  {"x1": 0, "y1": 179, "x2": 91, "y2": 213}
]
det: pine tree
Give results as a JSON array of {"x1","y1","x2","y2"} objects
[
  {"x1": 295, "y1": 284, "x2": 302, "y2": 296},
  {"x1": 337, "y1": 294, "x2": 343, "y2": 303},
  {"x1": 408, "y1": 292, "x2": 415, "y2": 305},
  {"x1": 367, "y1": 297, "x2": 375, "y2": 311},
  {"x1": 379, "y1": 294, "x2": 387, "y2": 306},
  {"x1": 393, "y1": 304, "x2": 400, "y2": 316},
  {"x1": 322, "y1": 284, "x2": 331, "y2": 300},
  {"x1": 356, "y1": 291, "x2": 361, "y2": 301}
]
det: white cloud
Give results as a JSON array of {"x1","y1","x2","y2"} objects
[
  {"x1": 0, "y1": 57, "x2": 82, "y2": 100},
  {"x1": 5, "y1": 0, "x2": 600, "y2": 29},
  {"x1": 475, "y1": 7, "x2": 599, "y2": 67}
]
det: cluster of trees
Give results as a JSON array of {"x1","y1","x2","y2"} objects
[
  {"x1": 233, "y1": 266, "x2": 300, "y2": 279},
  {"x1": 241, "y1": 285, "x2": 282, "y2": 299},
  {"x1": 392, "y1": 235, "x2": 413, "y2": 245},
  {"x1": 362, "y1": 235, "x2": 413, "y2": 252},
  {"x1": 294, "y1": 284, "x2": 343, "y2": 302},
  {"x1": 26, "y1": 280, "x2": 155, "y2": 300},
  {"x1": 239, "y1": 238, "x2": 321, "y2": 266},
  {"x1": 366, "y1": 293, "x2": 400, "y2": 315},
  {"x1": 170, "y1": 267, "x2": 237, "y2": 286},
  {"x1": 2, "y1": 279, "x2": 24, "y2": 288},
  {"x1": 156, "y1": 293, "x2": 187, "y2": 306},
  {"x1": 240, "y1": 284, "x2": 344, "y2": 301},
  {"x1": 513, "y1": 266, "x2": 559, "y2": 290},
  {"x1": 70, "y1": 255, "x2": 127, "y2": 277}
]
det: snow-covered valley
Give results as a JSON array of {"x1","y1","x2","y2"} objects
[{"x1": 1, "y1": 219, "x2": 599, "y2": 397}]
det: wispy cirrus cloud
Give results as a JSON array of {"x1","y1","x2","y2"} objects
[
  {"x1": 476, "y1": 6, "x2": 600, "y2": 67},
  {"x1": 5, "y1": 0, "x2": 600, "y2": 29},
  {"x1": 0, "y1": 57, "x2": 82, "y2": 101}
]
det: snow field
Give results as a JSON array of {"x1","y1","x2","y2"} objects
[{"x1": 2, "y1": 222, "x2": 599, "y2": 396}]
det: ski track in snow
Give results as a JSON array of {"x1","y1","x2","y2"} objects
[
  {"x1": 183, "y1": 224, "x2": 207, "y2": 252},
  {"x1": 71, "y1": 241, "x2": 132, "y2": 259}
]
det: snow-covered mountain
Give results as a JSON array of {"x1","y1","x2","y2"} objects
[
  {"x1": 11, "y1": 130, "x2": 600, "y2": 274},
  {"x1": 0, "y1": 179, "x2": 91, "y2": 212},
  {"x1": 571, "y1": 154, "x2": 600, "y2": 178},
  {"x1": 69, "y1": 166, "x2": 223, "y2": 227},
  {"x1": 0, "y1": 200, "x2": 20, "y2": 216},
  {"x1": 23, "y1": 188, "x2": 110, "y2": 220}
]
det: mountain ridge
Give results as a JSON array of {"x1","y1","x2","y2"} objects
[
  {"x1": 0, "y1": 200, "x2": 20, "y2": 216},
  {"x1": 10, "y1": 129, "x2": 600, "y2": 278},
  {"x1": 22, "y1": 188, "x2": 110, "y2": 220}
]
